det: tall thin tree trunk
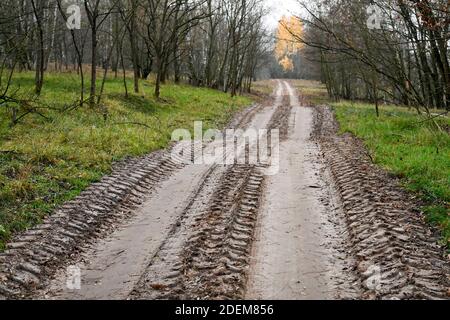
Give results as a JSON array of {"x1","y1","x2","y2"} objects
[{"x1": 90, "y1": 25, "x2": 97, "y2": 106}]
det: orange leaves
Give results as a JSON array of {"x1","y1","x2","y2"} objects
[
  {"x1": 275, "y1": 16, "x2": 303, "y2": 71},
  {"x1": 279, "y1": 56, "x2": 294, "y2": 72}
]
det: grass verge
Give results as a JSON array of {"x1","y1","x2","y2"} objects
[{"x1": 0, "y1": 72, "x2": 251, "y2": 250}]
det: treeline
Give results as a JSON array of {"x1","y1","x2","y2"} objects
[
  {"x1": 287, "y1": 0, "x2": 449, "y2": 114},
  {"x1": 0, "y1": 0, "x2": 269, "y2": 109}
]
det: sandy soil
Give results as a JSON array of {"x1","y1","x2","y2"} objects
[
  {"x1": 0, "y1": 80, "x2": 448, "y2": 300},
  {"x1": 246, "y1": 81, "x2": 358, "y2": 300}
]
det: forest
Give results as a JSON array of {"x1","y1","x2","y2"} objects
[
  {"x1": 0, "y1": 0, "x2": 270, "y2": 123},
  {"x1": 285, "y1": 0, "x2": 450, "y2": 117}
]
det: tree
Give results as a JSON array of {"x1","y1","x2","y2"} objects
[
  {"x1": 275, "y1": 15, "x2": 303, "y2": 72},
  {"x1": 285, "y1": 0, "x2": 449, "y2": 114},
  {"x1": 0, "y1": 0, "x2": 269, "y2": 104},
  {"x1": 30, "y1": 0, "x2": 46, "y2": 95}
]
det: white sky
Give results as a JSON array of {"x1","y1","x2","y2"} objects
[{"x1": 263, "y1": 0, "x2": 301, "y2": 30}]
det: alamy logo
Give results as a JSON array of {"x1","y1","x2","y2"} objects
[
  {"x1": 364, "y1": 265, "x2": 381, "y2": 291},
  {"x1": 367, "y1": 5, "x2": 383, "y2": 30},
  {"x1": 66, "y1": 265, "x2": 81, "y2": 290},
  {"x1": 66, "y1": 4, "x2": 81, "y2": 30},
  {"x1": 171, "y1": 122, "x2": 280, "y2": 175}
]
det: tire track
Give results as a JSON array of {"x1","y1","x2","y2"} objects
[
  {"x1": 0, "y1": 98, "x2": 265, "y2": 300},
  {"x1": 246, "y1": 81, "x2": 361, "y2": 299},
  {"x1": 313, "y1": 105, "x2": 450, "y2": 300},
  {"x1": 0, "y1": 151, "x2": 182, "y2": 299},
  {"x1": 130, "y1": 82, "x2": 288, "y2": 300},
  {"x1": 130, "y1": 164, "x2": 265, "y2": 300}
]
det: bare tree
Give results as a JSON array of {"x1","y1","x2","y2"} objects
[{"x1": 286, "y1": 0, "x2": 449, "y2": 114}]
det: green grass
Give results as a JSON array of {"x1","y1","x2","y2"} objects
[
  {"x1": 0, "y1": 72, "x2": 251, "y2": 250},
  {"x1": 333, "y1": 101, "x2": 450, "y2": 246}
]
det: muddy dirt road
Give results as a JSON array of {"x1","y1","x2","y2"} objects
[
  {"x1": 0, "y1": 80, "x2": 448, "y2": 300},
  {"x1": 246, "y1": 82, "x2": 358, "y2": 300}
]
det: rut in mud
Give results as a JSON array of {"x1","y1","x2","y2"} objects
[
  {"x1": 0, "y1": 84, "x2": 272, "y2": 299},
  {"x1": 0, "y1": 150, "x2": 182, "y2": 298},
  {"x1": 130, "y1": 164, "x2": 265, "y2": 300},
  {"x1": 313, "y1": 105, "x2": 450, "y2": 299}
]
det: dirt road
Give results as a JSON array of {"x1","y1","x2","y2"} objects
[
  {"x1": 0, "y1": 81, "x2": 448, "y2": 300},
  {"x1": 246, "y1": 82, "x2": 358, "y2": 300}
]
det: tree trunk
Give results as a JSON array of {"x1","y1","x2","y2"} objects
[{"x1": 90, "y1": 25, "x2": 97, "y2": 106}]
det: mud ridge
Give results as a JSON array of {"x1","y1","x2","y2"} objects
[
  {"x1": 312, "y1": 105, "x2": 450, "y2": 300},
  {"x1": 0, "y1": 150, "x2": 182, "y2": 299},
  {"x1": 265, "y1": 88, "x2": 292, "y2": 141},
  {"x1": 130, "y1": 164, "x2": 265, "y2": 300}
]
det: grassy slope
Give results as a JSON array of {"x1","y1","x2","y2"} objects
[
  {"x1": 287, "y1": 79, "x2": 450, "y2": 247},
  {"x1": 0, "y1": 72, "x2": 251, "y2": 249}
]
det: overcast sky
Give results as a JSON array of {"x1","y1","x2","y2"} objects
[{"x1": 263, "y1": 0, "x2": 301, "y2": 30}]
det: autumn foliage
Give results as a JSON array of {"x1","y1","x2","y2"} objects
[{"x1": 275, "y1": 16, "x2": 304, "y2": 71}]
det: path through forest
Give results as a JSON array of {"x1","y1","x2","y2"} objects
[{"x1": 1, "y1": 81, "x2": 448, "y2": 300}]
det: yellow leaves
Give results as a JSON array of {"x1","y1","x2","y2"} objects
[
  {"x1": 275, "y1": 16, "x2": 304, "y2": 71},
  {"x1": 279, "y1": 56, "x2": 294, "y2": 72}
]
